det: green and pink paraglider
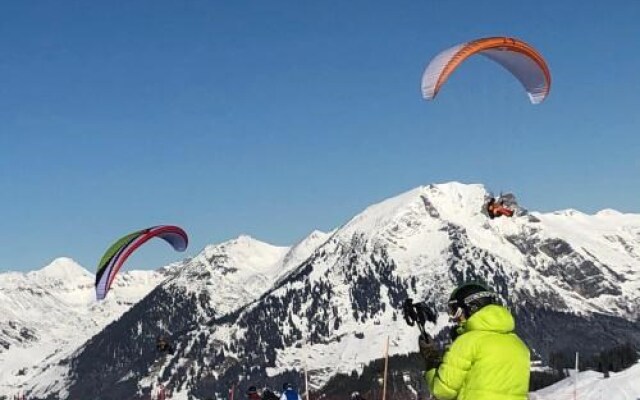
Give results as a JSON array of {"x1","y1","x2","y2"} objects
[{"x1": 95, "y1": 225, "x2": 188, "y2": 300}]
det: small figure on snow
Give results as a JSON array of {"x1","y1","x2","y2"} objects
[
  {"x1": 156, "y1": 336, "x2": 174, "y2": 354},
  {"x1": 262, "y1": 387, "x2": 280, "y2": 400},
  {"x1": 351, "y1": 391, "x2": 365, "y2": 400},
  {"x1": 247, "y1": 386, "x2": 262, "y2": 400},
  {"x1": 280, "y1": 383, "x2": 302, "y2": 400}
]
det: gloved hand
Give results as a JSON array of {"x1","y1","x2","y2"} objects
[
  {"x1": 418, "y1": 335, "x2": 442, "y2": 371},
  {"x1": 449, "y1": 324, "x2": 463, "y2": 342}
]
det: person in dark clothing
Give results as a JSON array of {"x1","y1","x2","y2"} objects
[
  {"x1": 262, "y1": 388, "x2": 280, "y2": 400},
  {"x1": 156, "y1": 336, "x2": 174, "y2": 354},
  {"x1": 247, "y1": 386, "x2": 261, "y2": 400},
  {"x1": 351, "y1": 391, "x2": 365, "y2": 400}
]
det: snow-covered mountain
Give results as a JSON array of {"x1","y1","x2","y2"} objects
[
  {"x1": 0, "y1": 257, "x2": 169, "y2": 396},
  {"x1": 6, "y1": 182, "x2": 640, "y2": 400},
  {"x1": 0, "y1": 230, "x2": 329, "y2": 398},
  {"x1": 532, "y1": 362, "x2": 640, "y2": 400},
  {"x1": 166, "y1": 232, "x2": 331, "y2": 318}
]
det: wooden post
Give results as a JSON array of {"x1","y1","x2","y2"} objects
[
  {"x1": 304, "y1": 360, "x2": 310, "y2": 400},
  {"x1": 574, "y1": 352, "x2": 579, "y2": 400},
  {"x1": 382, "y1": 336, "x2": 390, "y2": 400},
  {"x1": 304, "y1": 330, "x2": 310, "y2": 400},
  {"x1": 304, "y1": 341, "x2": 309, "y2": 400}
]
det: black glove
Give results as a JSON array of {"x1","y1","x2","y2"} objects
[
  {"x1": 449, "y1": 325, "x2": 463, "y2": 342},
  {"x1": 418, "y1": 335, "x2": 442, "y2": 371}
]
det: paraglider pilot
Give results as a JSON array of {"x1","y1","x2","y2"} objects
[{"x1": 487, "y1": 197, "x2": 514, "y2": 219}]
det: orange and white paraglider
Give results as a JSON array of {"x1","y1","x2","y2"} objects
[{"x1": 421, "y1": 37, "x2": 551, "y2": 104}]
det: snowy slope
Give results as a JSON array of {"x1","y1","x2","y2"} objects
[
  {"x1": 0, "y1": 258, "x2": 170, "y2": 396},
  {"x1": 11, "y1": 182, "x2": 640, "y2": 400},
  {"x1": 532, "y1": 363, "x2": 640, "y2": 400},
  {"x1": 167, "y1": 235, "x2": 290, "y2": 316},
  {"x1": 164, "y1": 231, "x2": 330, "y2": 317},
  {"x1": 280, "y1": 230, "x2": 333, "y2": 276},
  {"x1": 186, "y1": 182, "x2": 640, "y2": 395},
  {"x1": 10, "y1": 231, "x2": 329, "y2": 398}
]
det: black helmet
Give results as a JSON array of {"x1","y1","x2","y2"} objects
[
  {"x1": 282, "y1": 383, "x2": 293, "y2": 390},
  {"x1": 448, "y1": 282, "x2": 499, "y2": 319},
  {"x1": 247, "y1": 386, "x2": 258, "y2": 395}
]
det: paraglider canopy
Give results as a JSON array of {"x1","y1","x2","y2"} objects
[
  {"x1": 95, "y1": 225, "x2": 188, "y2": 300},
  {"x1": 421, "y1": 36, "x2": 551, "y2": 104}
]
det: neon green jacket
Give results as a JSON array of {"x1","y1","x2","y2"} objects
[{"x1": 425, "y1": 305, "x2": 530, "y2": 400}]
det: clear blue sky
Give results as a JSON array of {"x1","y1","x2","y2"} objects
[{"x1": 1, "y1": 1, "x2": 639, "y2": 271}]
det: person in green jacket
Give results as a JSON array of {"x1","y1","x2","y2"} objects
[{"x1": 419, "y1": 282, "x2": 530, "y2": 400}]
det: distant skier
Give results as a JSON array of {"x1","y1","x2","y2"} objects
[
  {"x1": 262, "y1": 387, "x2": 280, "y2": 400},
  {"x1": 280, "y1": 383, "x2": 302, "y2": 400},
  {"x1": 156, "y1": 336, "x2": 174, "y2": 354},
  {"x1": 155, "y1": 384, "x2": 166, "y2": 400},
  {"x1": 351, "y1": 391, "x2": 365, "y2": 400},
  {"x1": 247, "y1": 386, "x2": 262, "y2": 400},
  {"x1": 419, "y1": 282, "x2": 530, "y2": 400}
]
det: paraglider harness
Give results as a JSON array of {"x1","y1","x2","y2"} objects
[
  {"x1": 402, "y1": 298, "x2": 438, "y2": 340},
  {"x1": 486, "y1": 196, "x2": 514, "y2": 219}
]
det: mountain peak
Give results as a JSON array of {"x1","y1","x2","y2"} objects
[
  {"x1": 294, "y1": 230, "x2": 330, "y2": 248},
  {"x1": 224, "y1": 234, "x2": 281, "y2": 249},
  {"x1": 235, "y1": 234, "x2": 257, "y2": 242},
  {"x1": 552, "y1": 208, "x2": 585, "y2": 217},
  {"x1": 307, "y1": 230, "x2": 328, "y2": 239},
  {"x1": 200, "y1": 235, "x2": 289, "y2": 273},
  {"x1": 596, "y1": 208, "x2": 624, "y2": 217},
  {"x1": 31, "y1": 257, "x2": 92, "y2": 280},
  {"x1": 422, "y1": 181, "x2": 489, "y2": 217},
  {"x1": 339, "y1": 181, "x2": 490, "y2": 238},
  {"x1": 279, "y1": 230, "x2": 332, "y2": 274}
]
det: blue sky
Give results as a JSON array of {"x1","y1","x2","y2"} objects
[{"x1": 1, "y1": 1, "x2": 639, "y2": 271}]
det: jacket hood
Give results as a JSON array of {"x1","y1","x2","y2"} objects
[{"x1": 463, "y1": 304, "x2": 515, "y2": 333}]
